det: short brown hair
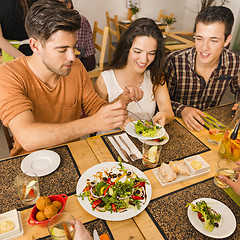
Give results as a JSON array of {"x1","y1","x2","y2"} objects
[{"x1": 25, "y1": 0, "x2": 81, "y2": 41}]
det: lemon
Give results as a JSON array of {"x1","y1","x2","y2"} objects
[
  {"x1": 219, "y1": 143, "x2": 226, "y2": 154},
  {"x1": 148, "y1": 146, "x2": 158, "y2": 163},
  {"x1": 51, "y1": 227, "x2": 67, "y2": 239}
]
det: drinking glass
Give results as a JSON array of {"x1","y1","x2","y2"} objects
[
  {"x1": 14, "y1": 172, "x2": 40, "y2": 205},
  {"x1": 208, "y1": 128, "x2": 224, "y2": 145},
  {"x1": 48, "y1": 213, "x2": 76, "y2": 240},
  {"x1": 142, "y1": 140, "x2": 162, "y2": 168},
  {"x1": 214, "y1": 159, "x2": 238, "y2": 188}
]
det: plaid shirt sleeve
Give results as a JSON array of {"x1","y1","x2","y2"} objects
[
  {"x1": 165, "y1": 54, "x2": 186, "y2": 117},
  {"x1": 76, "y1": 15, "x2": 96, "y2": 58}
]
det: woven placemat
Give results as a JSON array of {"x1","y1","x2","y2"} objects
[
  {"x1": 204, "y1": 103, "x2": 234, "y2": 126},
  {"x1": 36, "y1": 219, "x2": 114, "y2": 240},
  {"x1": 101, "y1": 120, "x2": 210, "y2": 171},
  {"x1": 0, "y1": 145, "x2": 80, "y2": 213},
  {"x1": 146, "y1": 177, "x2": 240, "y2": 240},
  {"x1": 175, "y1": 33, "x2": 195, "y2": 42}
]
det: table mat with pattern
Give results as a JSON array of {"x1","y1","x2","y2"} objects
[
  {"x1": 101, "y1": 120, "x2": 210, "y2": 171},
  {"x1": 146, "y1": 177, "x2": 240, "y2": 240},
  {"x1": 36, "y1": 219, "x2": 114, "y2": 240},
  {"x1": 175, "y1": 33, "x2": 195, "y2": 42},
  {"x1": 0, "y1": 145, "x2": 80, "y2": 213},
  {"x1": 204, "y1": 103, "x2": 234, "y2": 126}
]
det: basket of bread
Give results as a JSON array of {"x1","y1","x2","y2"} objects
[{"x1": 28, "y1": 194, "x2": 67, "y2": 226}]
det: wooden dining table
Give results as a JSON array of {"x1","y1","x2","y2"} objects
[{"x1": 1, "y1": 103, "x2": 239, "y2": 239}]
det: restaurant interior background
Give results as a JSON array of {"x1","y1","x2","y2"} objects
[{"x1": 73, "y1": 0, "x2": 240, "y2": 60}]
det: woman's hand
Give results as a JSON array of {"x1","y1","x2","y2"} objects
[
  {"x1": 153, "y1": 112, "x2": 166, "y2": 127},
  {"x1": 119, "y1": 86, "x2": 143, "y2": 104}
]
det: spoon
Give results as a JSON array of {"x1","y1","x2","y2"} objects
[{"x1": 230, "y1": 119, "x2": 240, "y2": 140}]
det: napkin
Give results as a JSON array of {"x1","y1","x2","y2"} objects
[{"x1": 108, "y1": 133, "x2": 142, "y2": 162}]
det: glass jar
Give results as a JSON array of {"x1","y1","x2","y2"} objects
[{"x1": 219, "y1": 107, "x2": 240, "y2": 161}]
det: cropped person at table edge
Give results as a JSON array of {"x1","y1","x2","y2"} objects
[
  {"x1": 0, "y1": 0, "x2": 141, "y2": 156},
  {"x1": 165, "y1": 6, "x2": 240, "y2": 131},
  {"x1": 94, "y1": 18, "x2": 174, "y2": 131}
]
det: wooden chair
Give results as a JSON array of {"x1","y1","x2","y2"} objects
[
  {"x1": 106, "y1": 11, "x2": 120, "y2": 64},
  {"x1": 157, "y1": 10, "x2": 174, "y2": 22},
  {"x1": 88, "y1": 22, "x2": 109, "y2": 79},
  {"x1": 0, "y1": 121, "x2": 14, "y2": 151}
]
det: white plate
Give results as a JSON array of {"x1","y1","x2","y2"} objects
[
  {"x1": 153, "y1": 156, "x2": 210, "y2": 187},
  {"x1": 139, "y1": 132, "x2": 169, "y2": 145},
  {"x1": 21, "y1": 150, "x2": 60, "y2": 177},
  {"x1": 121, "y1": 20, "x2": 131, "y2": 24},
  {"x1": 76, "y1": 162, "x2": 152, "y2": 221},
  {"x1": 125, "y1": 121, "x2": 166, "y2": 140},
  {"x1": 187, "y1": 198, "x2": 236, "y2": 238}
]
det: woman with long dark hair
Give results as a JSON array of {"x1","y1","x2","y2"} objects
[
  {"x1": 0, "y1": 0, "x2": 37, "y2": 62},
  {"x1": 94, "y1": 18, "x2": 174, "y2": 128}
]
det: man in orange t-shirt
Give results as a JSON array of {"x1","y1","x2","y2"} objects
[{"x1": 0, "y1": 0, "x2": 142, "y2": 156}]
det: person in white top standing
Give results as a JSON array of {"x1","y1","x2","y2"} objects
[{"x1": 94, "y1": 18, "x2": 174, "y2": 128}]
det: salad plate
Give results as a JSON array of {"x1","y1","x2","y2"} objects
[
  {"x1": 21, "y1": 150, "x2": 60, "y2": 177},
  {"x1": 76, "y1": 162, "x2": 152, "y2": 221},
  {"x1": 125, "y1": 121, "x2": 166, "y2": 140},
  {"x1": 187, "y1": 198, "x2": 236, "y2": 238},
  {"x1": 139, "y1": 132, "x2": 169, "y2": 145}
]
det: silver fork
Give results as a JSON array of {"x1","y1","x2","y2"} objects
[
  {"x1": 126, "y1": 110, "x2": 154, "y2": 129},
  {"x1": 119, "y1": 135, "x2": 138, "y2": 161},
  {"x1": 125, "y1": 86, "x2": 154, "y2": 125}
]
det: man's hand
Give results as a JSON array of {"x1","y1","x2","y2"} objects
[
  {"x1": 93, "y1": 100, "x2": 127, "y2": 132},
  {"x1": 118, "y1": 86, "x2": 143, "y2": 104},
  {"x1": 219, "y1": 161, "x2": 240, "y2": 196},
  {"x1": 74, "y1": 220, "x2": 93, "y2": 240},
  {"x1": 181, "y1": 107, "x2": 206, "y2": 131},
  {"x1": 153, "y1": 112, "x2": 166, "y2": 127}
]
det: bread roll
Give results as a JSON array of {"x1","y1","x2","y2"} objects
[
  {"x1": 157, "y1": 163, "x2": 177, "y2": 183},
  {"x1": 169, "y1": 161, "x2": 191, "y2": 176}
]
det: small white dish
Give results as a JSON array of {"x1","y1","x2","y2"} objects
[
  {"x1": 153, "y1": 156, "x2": 210, "y2": 187},
  {"x1": 155, "y1": 21, "x2": 163, "y2": 25},
  {"x1": 184, "y1": 155, "x2": 210, "y2": 175},
  {"x1": 139, "y1": 132, "x2": 169, "y2": 145},
  {"x1": 120, "y1": 20, "x2": 131, "y2": 24},
  {"x1": 0, "y1": 209, "x2": 23, "y2": 240},
  {"x1": 21, "y1": 150, "x2": 60, "y2": 177},
  {"x1": 125, "y1": 121, "x2": 166, "y2": 140},
  {"x1": 187, "y1": 198, "x2": 236, "y2": 238}
]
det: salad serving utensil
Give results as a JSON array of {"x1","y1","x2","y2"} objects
[
  {"x1": 230, "y1": 119, "x2": 240, "y2": 140},
  {"x1": 125, "y1": 87, "x2": 154, "y2": 125},
  {"x1": 126, "y1": 110, "x2": 154, "y2": 129},
  {"x1": 119, "y1": 135, "x2": 138, "y2": 161},
  {"x1": 112, "y1": 136, "x2": 133, "y2": 163}
]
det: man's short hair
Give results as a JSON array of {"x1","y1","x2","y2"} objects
[
  {"x1": 194, "y1": 6, "x2": 234, "y2": 40},
  {"x1": 25, "y1": 0, "x2": 81, "y2": 41}
]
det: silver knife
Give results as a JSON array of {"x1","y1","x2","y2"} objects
[
  {"x1": 93, "y1": 229, "x2": 100, "y2": 240},
  {"x1": 112, "y1": 136, "x2": 133, "y2": 163}
]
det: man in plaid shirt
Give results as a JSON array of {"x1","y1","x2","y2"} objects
[
  {"x1": 165, "y1": 6, "x2": 240, "y2": 131},
  {"x1": 76, "y1": 14, "x2": 96, "y2": 71},
  {"x1": 60, "y1": 0, "x2": 96, "y2": 71}
]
